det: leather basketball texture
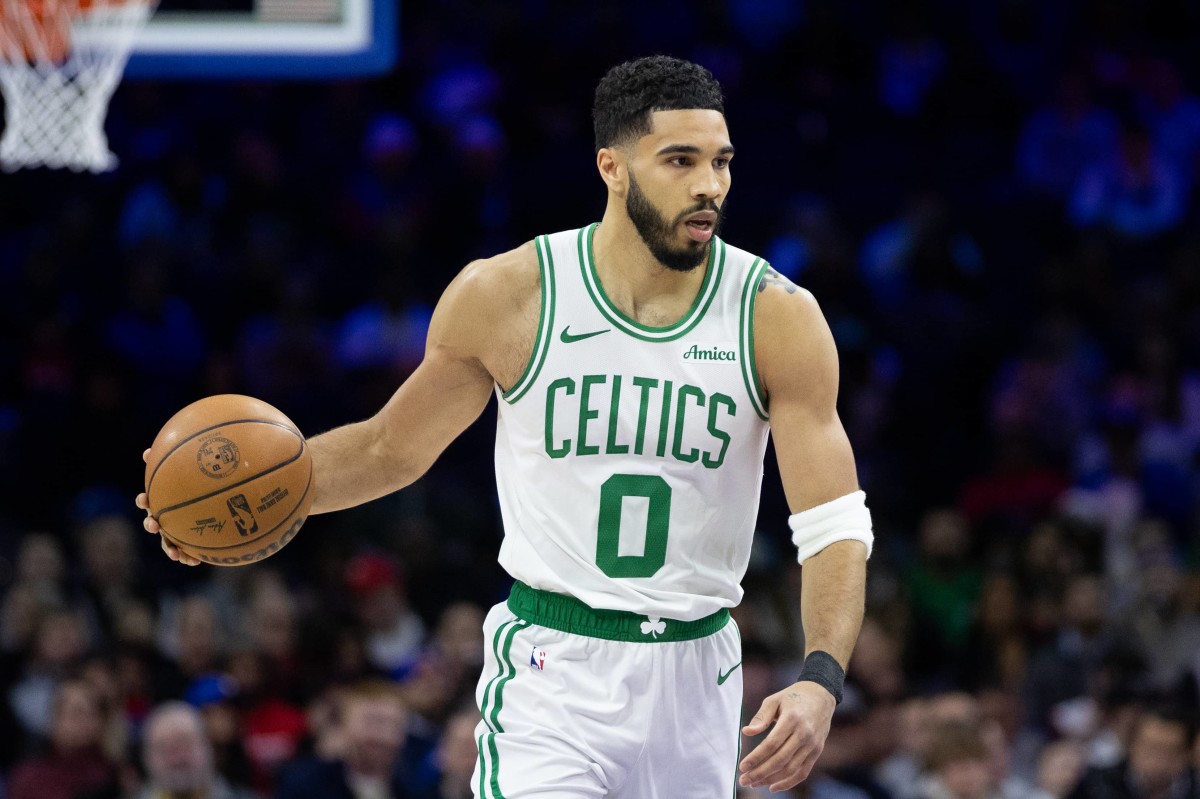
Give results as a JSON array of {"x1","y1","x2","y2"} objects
[{"x1": 144, "y1": 394, "x2": 313, "y2": 566}]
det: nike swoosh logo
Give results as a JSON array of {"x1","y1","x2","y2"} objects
[
  {"x1": 717, "y1": 662, "x2": 742, "y2": 685},
  {"x1": 560, "y1": 326, "x2": 610, "y2": 344}
]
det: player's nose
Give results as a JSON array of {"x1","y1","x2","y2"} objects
[{"x1": 690, "y1": 167, "x2": 723, "y2": 200}]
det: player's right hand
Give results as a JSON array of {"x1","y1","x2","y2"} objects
[{"x1": 137, "y1": 448, "x2": 201, "y2": 567}]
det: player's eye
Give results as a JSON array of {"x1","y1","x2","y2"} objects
[
  {"x1": 669, "y1": 156, "x2": 691, "y2": 167},
  {"x1": 714, "y1": 158, "x2": 730, "y2": 169}
]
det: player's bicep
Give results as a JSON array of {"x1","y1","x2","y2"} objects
[
  {"x1": 768, "y1": 394, "x2": 858, "y2": 513},
  {"x1": 754, "y1": 281, "x2": 859, "y2": 512}
]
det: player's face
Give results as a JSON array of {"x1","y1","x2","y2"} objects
[{"x1": 625, "y1": 109, "x2": 733, "y2": 272}]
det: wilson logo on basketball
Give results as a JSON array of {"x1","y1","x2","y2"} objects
[
  {"x1": 196, "y1": 436, "x2": 241, "y2": 478},
  {"x1": 195, "y1": 516, "x2": 307, "y2": 566}
]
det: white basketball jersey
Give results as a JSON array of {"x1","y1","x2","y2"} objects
[{"x1": 494, "y1": 224, "x2": 772, "y2": 621}]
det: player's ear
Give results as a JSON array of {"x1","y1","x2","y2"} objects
[{"x1": 596, "y1": 147, "x2": 627, "y2": 196}]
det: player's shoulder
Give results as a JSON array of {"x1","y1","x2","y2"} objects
[
  {"x1": 457, "y1": 239, "x2": 540, "y2": 300},
  {"x1": 744, "y1": 259, "x2": 821, "y2": 329},
  {"x1": 716, "y1": 239, "x2": 813, "y2": 304},
  {"x1": 441, "y1": 239, "x2": 541, "y2": 323},
  {"x1": 757, "y1": 265, "x2": 819, "y2": 306}
]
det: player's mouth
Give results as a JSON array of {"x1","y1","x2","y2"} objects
[{"x1": 682, "y1": 211, "x2": 717, "y2": 243}]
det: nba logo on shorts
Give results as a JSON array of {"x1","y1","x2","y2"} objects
[{"x1": 530, "y1": 646, "x2": 547, "y2": 671}]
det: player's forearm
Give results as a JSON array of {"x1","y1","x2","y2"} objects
[
  {"x1": 308, "y1": 418, "x2": 421, "y2": 514},
  {"x1": 799, "y1": 540, "x2": 867, "y2": 667}
]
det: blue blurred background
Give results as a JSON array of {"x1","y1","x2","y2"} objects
[{"x1": 3, "y1": 1, "x2": 1200, "y2": 798}]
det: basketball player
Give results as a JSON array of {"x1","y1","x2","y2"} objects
[{"x1": 138, "y1": 56, "x2": 872, "y2": 797}]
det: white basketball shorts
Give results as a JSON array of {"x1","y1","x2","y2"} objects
[{"x1": 473, "y1": 581, "x2": 743, "y2": 798}]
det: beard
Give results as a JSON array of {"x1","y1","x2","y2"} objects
[{"x1": 626, "y1": 171, "x2": 725, "y2": 272}]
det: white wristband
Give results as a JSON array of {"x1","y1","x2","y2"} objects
[{"x1": 789, "y1": 490, "x2": 874, "y2": 565}]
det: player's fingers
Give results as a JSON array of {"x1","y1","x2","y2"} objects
[
  {"x1": 738, "y1": 731, "x2": 801, "y2": 789},
  {"x1": 768, "y1": 743, "x2": 823, "y2": 793},
  {"x1": 135, "y1": 492, "x2": 149, "y2": 511},
  {"x1": 160, "y1": 536, "x2": 200, "y2": 566},
  {"x1": 161, "y1": 535, "x2": 200, "y2": 567},
  {"x1": 142, "y1": 513, "x2": 160, "y2": 534},
  {"x1": 142, "y1": 448, "x2": 150, "y2": 463},
  {"x1": 739, "y1": 715, "x2": 793, "y2": 774},
  {"x1": 741, "y1": 694, "x2": 780, "y2": 736}
]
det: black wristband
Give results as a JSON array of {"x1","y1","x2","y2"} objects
[{"x1": 798, "y1": 650, "x2": 844, "y2": 705}]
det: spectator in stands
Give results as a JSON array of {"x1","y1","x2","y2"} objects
[
  {"x1": 347, "y1": 554, "x2": 425, "y2": 675},
  {"x1": 275, "y1": 679, "x2": 413, "y2": 799},
  {"x1": 1025, "y1": 574, "x2": 1137, "y2": 734},
  {"x1": 135, "y1": 701, "x2": 255, "y2": 799},
  {"x1": 9, "y1": 609, "x2": 89, "y2": 738},
  {"x1": 184, "y1": 673, "x2": 256, "y2": 791},
  {"x1": 905, "y1": 510, "x2": 983, "y2": 683},
  {"x1": 14, "y1": 531, "x2": 66, "y2": 605},
  {"x1": 1033, "y1": 740, "x2": 1086, "y2": 799},
  {"x1": 6, "y1": 678, "x2": 123, "y2": 799},
  {"x1": 919, "y1": 718, "x2": 997, "y2": 799},
  {"x1": 848, "y1": 617, "x2": 906, "y2": 705},
  {"x1": 1, "y1": 580, "x2": 49, "y2": 659},
  {"x1": 1069, "y1": 705, "x2": 1199, "y2": 799},
  {"x1": 958, "y1": 574, "x2": 1028, "y2": 692},
  {"x1": 425, "y1": 706, "x2": 480, "y2": 799},
  {"x1": 876, "y1": 696, "x2": 932, "y2": 799},
  {"x1": 74, "y1": 515, "x2": 156, "y2": 649},
  {"x1": 228, "y1": 648, "x2": 307, "y2": 795},
  {"x1": 156, "y1": 595, "x2": 226, "y2": 701}
]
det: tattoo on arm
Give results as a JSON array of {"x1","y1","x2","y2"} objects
[{"x1": 758, "y1": 266, "x2": 798, "y2": 294}]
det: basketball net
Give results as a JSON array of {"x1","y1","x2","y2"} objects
[{"x1": 0, "y1": 0, "x2": 155, "y2": 172}]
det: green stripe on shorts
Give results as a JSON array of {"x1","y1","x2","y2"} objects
[
  {"x1": 477, "y1": 733, "x2": 487, "y2": 799},
  {"x1": 479, "y1": 618, "x2": 528, "y2": 798}
]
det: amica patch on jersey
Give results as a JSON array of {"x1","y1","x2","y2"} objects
[{"x1": 681, "y1": 343, "x2": 737, "y2": 363}]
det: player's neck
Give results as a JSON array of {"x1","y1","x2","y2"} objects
[{"x1": 592, "y1": 210, "x2": 708, "y2": 314}]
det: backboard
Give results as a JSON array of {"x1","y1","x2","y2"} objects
[{"x1": 124, "y1": 0, "x2": 396, "y2": 78}]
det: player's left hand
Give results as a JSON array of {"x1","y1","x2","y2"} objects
[{"x1": 738, "y1": 680, "x2": 835, "y2": 792}]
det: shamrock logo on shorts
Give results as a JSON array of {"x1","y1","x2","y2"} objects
[{"x1": 640, "y1": 616, "x2": 666, "y2": 638}]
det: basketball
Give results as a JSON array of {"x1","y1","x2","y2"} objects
[{"x1": 144, "y1": 394, "x2": 313, "y2": 567}]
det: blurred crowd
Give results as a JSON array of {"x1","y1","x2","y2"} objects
[{"x1": 3, "y1": 1, "x2": 1200, "y2": 797}]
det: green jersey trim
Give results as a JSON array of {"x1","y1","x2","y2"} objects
[
  {"x1": 507, "y1": 580, "x2": 730, "y2": 642},
  {"x1": 740, "y1": 258, "x2": 771, "y2": 420},
  {"x1": 577, "y1": 223, "x2": 725, "y2": 342},
  {"x1": 501, "y1": 235, "x2": 556, "y2": 403}
]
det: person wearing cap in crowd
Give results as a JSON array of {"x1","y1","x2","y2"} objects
[
  {"x1": 183, "y1": 672, "x2": 256, "y2": 791},
  {"x1": 347, "y1": 554, "x2": 426, "y2": 675}
]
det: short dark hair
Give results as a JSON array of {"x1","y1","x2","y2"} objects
[
  {"x1": 924, "y1": 719, "x2": 988, "y2": 772},
  {"x1": 592, "y1": 55, "x2": 725, "y2": 152},
  {"x1": 1138, "y1": 703, "x2": 1198, "y2": 748}
]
